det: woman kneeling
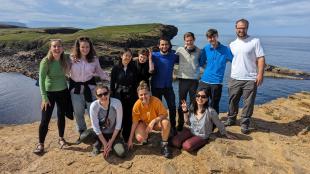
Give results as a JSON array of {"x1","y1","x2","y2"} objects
[
  {"x1": 89, "y1": 84, "x2": 126, "y2": 158},
  {"x1": 127, "y1": 81, "x2": 172, "y2": 158}
]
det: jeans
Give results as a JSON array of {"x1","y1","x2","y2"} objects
[
  {"x1": 71, "y1": 92, "x2": 93, "y2": 134},
  {"x1": 151, "y1": 87, "x2": 176, "y2": 129}
]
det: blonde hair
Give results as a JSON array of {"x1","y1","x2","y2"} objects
[
  {"x1": 47, "y1": 39, "x2": 70, "y2": 74},
  {"x1": 137, "y1": 80, "x2": 149, "y2": 93}
]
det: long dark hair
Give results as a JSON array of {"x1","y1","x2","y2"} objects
[
  {"x1": 190, "y1": 88, "x2": 209, "y2": 115},
  {"x1": 71, "y1": 36, "x2": 96, "y2": 63}
]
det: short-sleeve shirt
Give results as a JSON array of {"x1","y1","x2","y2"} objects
[
  {"x1": 132, "y1": 96, "x2": 168, "y2": 124},
  {"x1": 229, "y1": 36, "x2": 265, "y2": 80}
]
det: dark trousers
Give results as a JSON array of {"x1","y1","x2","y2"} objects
[
  {"x1": 178, "y1": 79, "x2": 198, "y2": 130},
  {"x1": 39, "y1": 89, "x2": 68, "y2": 143},
  {"x1": 227, "y1": 78, "x2": 257, "y2": 126},
  {"x1": 198, "y1": 82, "x2": 223, "y2": 114},
  {"x1": 93, "y1": 133, "x2": 126, "y2": 158},
  {"x1": 120, "y1": 96, "x2": 135, "y2": 142},
  {"x1": 152, "y1": 87, "x2": 176, "y2": 129},
  {"x1": 172, "y1": 128, "x2": 207, "y2": 152}
]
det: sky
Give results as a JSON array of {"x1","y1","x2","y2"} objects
[{"x1": 0, "y1": 0, "x2": 310, "y2": 37}]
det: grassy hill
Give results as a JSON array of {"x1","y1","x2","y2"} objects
[{"x1": 0, "y1": 23, "x2": 177, "y2": 53}]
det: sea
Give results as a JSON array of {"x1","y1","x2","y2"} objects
[{"x1": 0, "y1": 35, "x2": 309, "y2": 124}]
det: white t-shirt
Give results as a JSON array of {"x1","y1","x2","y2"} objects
[
  {"x1": 90, "y1": 98, "x2": 123, "y2": 135},
  {"x1": 230, "y1": 36, "x2": 265, "y2": 80}
]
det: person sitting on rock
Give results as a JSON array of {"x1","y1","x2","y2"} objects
[
  {"x1": 89, "y1": 84, "x2": 126, "y2": 158},
  {"x1": 172, "y1": 88, "x2": 235, "y2": 152},
  {"x1": 127, "y1": 81, "x2": 173, "y2": 158}
]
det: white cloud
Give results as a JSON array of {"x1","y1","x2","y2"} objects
[{"x1": 0, "y1": 0, "x2": 309, "y2": 35}]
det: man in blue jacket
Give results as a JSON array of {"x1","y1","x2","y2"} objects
[{"x1": 199, "y1": 29, "x2": 233, "y2": 114}]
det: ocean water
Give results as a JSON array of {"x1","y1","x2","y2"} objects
[
  {"x1": 171, "y1": 35, "x2": 310, "y2": 111},
  {"x1": 0, "y1": 35, "x2": 309, "y2": 124}
]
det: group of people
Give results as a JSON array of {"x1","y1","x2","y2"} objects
[{"x1": 33, "y1": 18, "x2": 265, "y2": 159}]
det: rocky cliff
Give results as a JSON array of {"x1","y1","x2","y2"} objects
[{"x1": 0, "y1": 23, "x2": 178, "y2": 79}]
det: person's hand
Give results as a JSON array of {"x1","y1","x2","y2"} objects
[
  {"x1": 103, "y1": 146, "x2": 111, "y2": 158},
  {"x1": 148, "y1": 48, "x2": 153, "y2": 60},
  {"x1": 181, "y1": 100, "x2": 188, "y2": 112},
  {"x1": 256, "y1": 73, "x2": 264, "y2": 86},
  {"x1": 146, "y1": 120, "x2": 155, "y2": 134},
  {"x1": 41, "y1": 100, "x2": 51, "y2": 111},
  {"x1": 127, "y1": 139, "x2": 133, "y2": 150}
]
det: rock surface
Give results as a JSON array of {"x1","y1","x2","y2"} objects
[{"x1": 0, "y1": 92, "x2": 309, "y2": 174}]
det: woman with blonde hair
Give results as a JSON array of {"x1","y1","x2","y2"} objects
[
  {"x1": 127, "y1": 81, "x2": 172, "y2": 158},
  {"x1": 34, "y1": 39, "x2": 72, "y2": 154}
]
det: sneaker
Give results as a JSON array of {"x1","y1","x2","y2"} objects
[
  {"x1": 90, "y1": 148, "x2": 100, "y2": 156},
  {"x1": 241, "y1": 124, "x2": 250, "y2": 134},
  {"x1": 223, "y1": 119, "x2": 236, "y2": 127},
  {"x1": 161, "y1": 144, "x2": 172, "y2": 159},
  {"x1": 75, "y1": 137, "x2": 81, "y2": 145}
]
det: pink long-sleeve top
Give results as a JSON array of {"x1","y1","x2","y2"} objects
[
  {"x1": 70, "y1": 57, "x2": 109, "y2": 94},
  {"x1": 70, "y1": 57, "x2": 109, "y2": 82}
]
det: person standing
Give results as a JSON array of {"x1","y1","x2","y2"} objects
[
  {"x1": 34, "y1": 39, "x2": 72, "y2": 154},
  {"x1": 151, "y1": 37, "x2": 179, "y2": 135},
  {"x1": 110, "y1": 48, "x2": 138, "y2": 142},
  {"x1": 199, "y1": 29, "x2": 233, "y2": 114},
  {"x1": 134, "y1": 48, "x2": 154, "y2": 87},
  {"x1": 69, "y1": 37, "x2": 109, "y2": 144},
  {"x1": 224, "y1": 19, "x2": 265, "y2": 134},
  {"x1": 176, "y1": 32, "x2": 201, "y2": 131}
]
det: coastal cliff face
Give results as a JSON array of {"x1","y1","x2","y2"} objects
[
  {"x1": 0, "y1": 92, "x2": 309, "y2": 173},
  {"x1": 0, "y1": 23, "x2": 178, "y2": 79}
]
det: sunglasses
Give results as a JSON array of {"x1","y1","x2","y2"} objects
[
  {"x1": 96, "y1": 91, "x2": 109, "y2": 97},
  {"x1": 196, "y1": 94, "x2": 207, "y2": 99}
]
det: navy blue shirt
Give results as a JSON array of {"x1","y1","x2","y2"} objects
[
  {"x1": 151, "y1": 51, "x2": 179, "y2": 88},
  {"x1": 199, "y1": 42, "x2": 233, "y2": 84}
]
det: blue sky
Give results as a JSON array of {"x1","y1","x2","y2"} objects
[{"x1": 1, "y1": 0, "x2": 310, "y2": 36}]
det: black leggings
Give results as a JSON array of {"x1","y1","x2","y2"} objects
[{"x1": 39, "y1": 89, "x2": 68, "y2": 143}]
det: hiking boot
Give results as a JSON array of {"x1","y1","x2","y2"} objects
[
  {"x1": 223, "y1": 119, "x2": 236, "y2": 127},
  {"x1": 241, "y1": 124, "x2": 250, "y2": 134},
  {"x1": 161, "y1": 144, "x2": 172, "y2": 159}
]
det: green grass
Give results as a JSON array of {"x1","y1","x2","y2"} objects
[{"x1": 0, "y1": 23, "x2": 161, "y2": 50}]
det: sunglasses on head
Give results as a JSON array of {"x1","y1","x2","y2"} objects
[
  {"x1": 196, "y1": 94, "x2": 207, "y2": 99},
  {"x1": 96, "y1": 91, "x2": 109, "y2": 97}
]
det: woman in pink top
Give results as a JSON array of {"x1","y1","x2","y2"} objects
[{"x1": 69, "y1": 37, "x2": 109, "y2": 144}]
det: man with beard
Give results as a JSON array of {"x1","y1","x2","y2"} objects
[
  {"x1": 151, "y1": 37, "x2": 179, "y2": 136},
  {"x1": 224, "y1": 19, "x2": 266, "y2": 134}
]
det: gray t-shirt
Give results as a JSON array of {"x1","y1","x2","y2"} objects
[
  {"x1": 90, "y1": 98, "x2": 123, "y2": 135},
  {"x1": 189, "y1": 107, "x2": 226, "y2": 139}
]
